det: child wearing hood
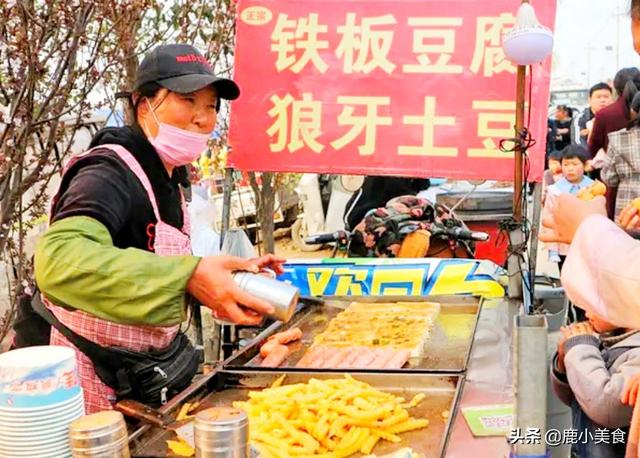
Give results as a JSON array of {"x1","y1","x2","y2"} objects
[{"x1": 551, "y1": 311, "x2": 640, "y2": 457}]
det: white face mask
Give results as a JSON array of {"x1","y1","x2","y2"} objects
[{"x1": 145, "y1": 99, "x2": 210, "y2": 167}]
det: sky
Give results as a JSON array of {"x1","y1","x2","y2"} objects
[{"x1": 552, "y1": 0, "x2": 640, "y2": 89}]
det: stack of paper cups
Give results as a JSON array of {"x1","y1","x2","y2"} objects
[{"x1": 0, "y1": 346, "x2": 85, "y2": 458}]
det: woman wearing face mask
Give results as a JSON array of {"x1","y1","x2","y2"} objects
[{"x1": 22, "y1": 44, "x2": 284, "y2": 413}]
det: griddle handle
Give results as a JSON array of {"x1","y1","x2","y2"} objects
[{"x1": 115, "y1": 399, "x2": 168, "y2": 428}]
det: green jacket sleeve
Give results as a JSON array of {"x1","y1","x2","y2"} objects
[{"x1": 35, "y1": 215, "x2": 201, "y2": 326}]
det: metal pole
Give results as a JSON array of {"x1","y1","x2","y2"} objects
[
  {"x1": 509, "y1": 6, "x2": 548, "y2": 456},
  {"x1": 508, "y1": 65, "x2": 527, "y2": 299},
  {"x1": 528, "y1": 182, "x2": 543, "y2": 301},
  {"x1": 220, "y1": 167, "x2": 234, "y2": 249},
  {"x1": 514, "y1": 65, "x2": 526, "y2": 221},
  {"x1": 220, "y1": 168, "x2": 235, "y2": 360},
  {"x1": 513, "y1": 314, "x2": 549, "y2": 457}
]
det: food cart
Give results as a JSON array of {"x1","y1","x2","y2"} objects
[
  {"x1": 129, "y1": 294, "x2": 516, "y2": 457},
  {"x1": 127, "y1": 0, "x2": 556, "y2": 455}
]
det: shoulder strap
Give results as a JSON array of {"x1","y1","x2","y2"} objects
[
  {"x1": 52, "y1": 144, "x2": 163, "y2": 224},
  {"x1": 93, "y1": 144, "x2": 162, "y2": 222}
]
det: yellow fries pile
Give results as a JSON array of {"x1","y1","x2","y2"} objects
[
  {"x1": 232, "y1": 375, "x2": 429, "y2": 458},
  {"x1": 175, "y1": 400, "x2": 200, "y2": 421},
  {"x1": 166, "y1": 437, "x2": 194, "y2": 457}
]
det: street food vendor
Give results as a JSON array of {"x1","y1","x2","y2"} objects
[{"x1": 25, "y1": 44, "x2": 284, "y2": 413}]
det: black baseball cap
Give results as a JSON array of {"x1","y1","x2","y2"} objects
[{"x1": 133, "y1": 44, "x2": 240, "y2": 100}]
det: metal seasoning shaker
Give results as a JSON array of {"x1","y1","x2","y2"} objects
[
  {"x1": 69, "y1": 411, "x2": 130, "y2": 458},
  {"x1": 194, "y1": 407, "x2": 249, "y2": 458},
  {"x1": 232, "y1": 272, "x2": 299, "y2": 323}
]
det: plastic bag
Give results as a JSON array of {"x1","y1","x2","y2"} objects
[
  {"x1": 189, "y1": 192, "x2": 220, "y2": 256},
  {"x1": 221, "y1": 229, "x2": 257, "y2": 259}
]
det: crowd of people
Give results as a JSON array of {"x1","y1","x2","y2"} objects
[
  {"x1": 539, "y1": 3, "x2": 640, "y2": 456},
  {"x1": 545, "y1": 68, "x2": 640, "y2": 218}
]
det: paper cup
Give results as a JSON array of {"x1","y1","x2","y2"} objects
[{"x1": 0, "y1": 346, "x2": 81, "y2": 408}]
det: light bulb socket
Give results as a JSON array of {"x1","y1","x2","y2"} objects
[{"x1": 502, "y1": 3, "x2": 554, "y2": 65}]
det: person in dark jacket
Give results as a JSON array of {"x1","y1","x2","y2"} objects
[
  {"x1": 553, "y1": 105, "x2": 574, "y2": 151},
  {"x1": 577, "y1": 82, "x2": 613, "y2": 147},
  {"x1": 343, "y1": 176, "x2": 430, "y2": 230},
  {"x1": 546, "y1": 105, "x2": 574, "y2": 165}
]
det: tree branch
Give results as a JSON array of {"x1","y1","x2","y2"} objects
[{"x1": 35, "y1": 4, "x2": 94, "y2": 124}]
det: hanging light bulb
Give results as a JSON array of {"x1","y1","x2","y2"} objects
[{"x1": 502, "y1": 2, "x2": 554, "y2": 65}]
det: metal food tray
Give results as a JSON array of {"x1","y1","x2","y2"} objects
[
  {"x1": 130, "y1": 370, "x2": 463, "y2": 458},
  {"x1": 224, "y1": 295, "x2": 482, "y2": 373},
  {"x1": 436, "y1": 190, "x2": 513, "y2": 212}
]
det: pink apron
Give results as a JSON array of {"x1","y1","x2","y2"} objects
[{"x1": 44, "y1": 143, "x2": 192, "y2": 413}]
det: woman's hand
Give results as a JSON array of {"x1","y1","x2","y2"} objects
[
  {"x1": 540, "y1": 194, "x2": 607, "y2": 244},
  {"x1": 186, "y1": 255, "x2": 277, "y2": 326},
  {"x1": 251, "y1": 253, "x2": 286, "y2": 276},
  {"x1": 619, "y1": 205, "x2": 640, "y2": 230}
]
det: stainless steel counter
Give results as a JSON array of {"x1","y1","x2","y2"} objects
[{"x1": 445, "y1": 298, "x2": 515, "y2": 457}]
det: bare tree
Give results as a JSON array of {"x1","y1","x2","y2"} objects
[
  {"x1": 0, "y1": 0, "x2": 240, "y2": 342},
  {"x1": 0, "y1": 0, "x2": 290, "y2": 343},
  {"x1": 248, "y1": 172, "x2": 276, "y2": 254},
  {"x1": 0, "y1": 0, "x2": 161, "y2": 340}
]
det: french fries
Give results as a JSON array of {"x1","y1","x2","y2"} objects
[
  {"x1": 232, "y1": 375, "x2": 429, "y2": 457},
  {"x1": 176, "y1": 403, "x2": 192, "y2": 422},
  {"x1": 175, "y1": 400, "x2": 201, "y2": 421},
  {"x1": 166, "y1": 437, "x2": 194, "y2": 457}
]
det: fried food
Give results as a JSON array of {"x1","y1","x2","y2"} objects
[
  {"x1": 296, "y1": 346, "x2": 411, "y2": 370},
  {"x1": 268, "y1": 327, "x2": 303, "y2": 344},
  {"x1": 260, "y1": 343, "x2": 290, "y2": 367},
  {"x1": 577, "y1": 181, "x2": 606, "y2": 201},
  {"x1": 591, "y1": 180, "x2": 607, "y2": 196},
  {"x1": 309, "y1": 302, "x2": 440, "y2": 358},
  {"x1": 576, "y1": 188, "x2": 594, "y2": 201},
  {"x1": 166, "y1": 437, "x2": 194, "y2": 457},
  {"x1": 260, "y1": 327, "x2": 303, "y2": 359},
  {"x1": 233, "y1": 375, "x2": 429, "y2": 457}
]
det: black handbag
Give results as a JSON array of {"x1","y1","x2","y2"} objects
[{"x1": 32, "y1": 292, "x2": 200, "y2": 406}]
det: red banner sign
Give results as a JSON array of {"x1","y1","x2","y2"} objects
[{"x1": 229, "y1": 0, "x2": 556, "y2": 181}]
